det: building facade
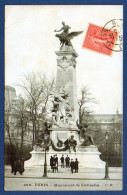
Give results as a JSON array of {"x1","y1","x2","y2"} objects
[
  {"x1": 83, "y1": 111, "x2": 123, "y2": 132},
  {"x1": 4, "y1": 85, "x2": 33, "y2": 146},
  {"x1": 83, "y1": 111, "x2": 123, "y2": 155}
]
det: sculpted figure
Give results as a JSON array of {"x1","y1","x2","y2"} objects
[
  {"x1": 52, "y1": 96, "x2": 66, "y2": 124},
  {"x1": 52, "y1": 90, "x2": 73, "y2": 126},
  {"x1": 36, "y1": 122, "x2": 51, "y2": 149},
  {"x1": 77, "y1": 121, "x2": 94, "y2": 146},
  {"x1": 81, "y1": 127, "x2": 94, "y2": 146},
  {"x1": 54, "y1": 22, "x2": 83, "y2": 47},
  {"x1": 64, "y1": 135, "x2": 77, "y2": 152}
]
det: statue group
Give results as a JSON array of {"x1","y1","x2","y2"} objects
[{"x1": 52, "y1": 89, "x2": 74, "y2": 127}]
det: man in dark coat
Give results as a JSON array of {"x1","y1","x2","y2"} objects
[
  {"x1": 60, "y1": 155, "x2": 64, "y2": 168},
  {"x1": 10, "y1": 155, "x2": 15, "y2": 173},
  {"x1": 52, "y1": 155, "x2": 58, "y2": 173},
  {"x1": 65, "y1": 155, "x2": 70, "y2": 168},
  {"x1": 75, "y1": 158, "x2": 79, "y2": 173},
  {"x1": 70, "y1": 159, "x2": 75, "y2": 174},
  {"x1": 13, "y1": 158, "x2": 25, "y2": 175},
  {"x1": 50, "y1": 156, "x2": 53, "y2": 169},
  {"x1": 13, "y1": 160, "x2": 18, "y2": 175},
  {"x1": 19, "y1": 158, "x2": 25, "y2": 175},
  {"x1": 55, "y1": 155, "x2": 58, "y2": 166},
  {"x1": 52, "y1": 160, "x2": 56, "y2": 173},
  {"x1": 55, "y1": 154, "x2": 58, "y2": 172}
]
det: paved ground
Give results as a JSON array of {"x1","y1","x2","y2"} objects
[{"x1": 4, "y1": 165, "x2": 122, "y2": 191}]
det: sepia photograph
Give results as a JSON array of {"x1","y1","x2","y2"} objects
[{"x1": 4, "y1": 5, "x2": 123, "y2": 191}]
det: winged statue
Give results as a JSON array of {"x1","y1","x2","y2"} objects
[{"x1": 54, "y1": 22, "x2": 83, "y2": 47}]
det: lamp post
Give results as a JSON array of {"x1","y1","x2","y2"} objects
[
  {"x1": 104, "y1": 132, "x2": 110, "y2": 179},
  {"x1": 43, "y1": 133, "x2": 48, "y2": 178}
]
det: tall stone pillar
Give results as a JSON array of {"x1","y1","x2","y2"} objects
[
  {"x1": 55, "y1": 46, "x2": 79, "y2": 124},
  {"x1": 49, "y1": 46, "x2": 80, "y2": 146}
]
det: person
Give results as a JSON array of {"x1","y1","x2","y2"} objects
[
  {"x1": 52, "y1": 156, "x2": 58, "y2": 173},
  {"x1": 52, "y1": 160, "x2": 56, "y2": 173},
  {"x1": 10, "y1": 144, "x2": 16, "y2": 173},
  {"x1": 60, "y1": 155, "x2": 64, "y2": 168},
  {"x1": 70, "y1": 159, "x2": 75, "y2": 174},
  {"x1": 55, "y1": 155, "x2": 58, "y2": 166},
  {"x1": 10, "y1": 156, "x2": 15, "y2": 173},
  {"x1": 50, "y1": 156, "x2": 53, "y2": 169},
  {"x1": 75, "y1": 158, "x2": 79, "y2": 173},
  {"x1": 65, "y1": 155, "x2": 70, "y2": 168},
  {"x1": 55, "y1": 154, "x2": 58, "y2": 172},
  {"x1": 52, "y1": 155, "x2": 55, "y2": 164},
  {"x1": 19, "y1": 158, "x2": 25, "y2": 175},
  {"x1": 13, "y1": 160, "x2": 18, "y2": 175}
]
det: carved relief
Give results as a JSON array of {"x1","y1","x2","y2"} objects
[{"x1": 57, "y1": 56, "x2": 76, "y2": 70}]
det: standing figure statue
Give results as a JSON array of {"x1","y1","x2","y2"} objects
[{"x1": 54, "y1": 22, "x2": 83, "y2": 47}]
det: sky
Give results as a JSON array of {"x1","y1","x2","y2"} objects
[{"x1": 5, "y1": 5, "x2": 123, "y2": 114}]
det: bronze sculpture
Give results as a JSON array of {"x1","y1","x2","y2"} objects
[
  {"x1": 77, "y1": 121, "x2": 95, "y2": 146},
  {"x1": 54, "y1": 22, "x2": 83, "y2": 47}
]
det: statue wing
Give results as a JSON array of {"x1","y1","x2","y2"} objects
[{"x1": 68, "y1": 31, "x2": 83, "y2": 39}]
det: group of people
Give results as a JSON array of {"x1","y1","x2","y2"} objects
[
  {"x1": 11, "y1": 154, "x2": 79, "y2": 175},
  {"x1": 50, "y1": 154, "x2": 79, "y2": 173},
  {"x1": 70, "y1": 158, "x2": 79, "y2": 174},
  {"x1": 60, "y1": 155, "x2": 70, "y2": 168},
  {"x1": 11, "y1": 158, "x2": 25, "y2": 175},
  {"x1": 50, "y1": 155, "x2": 58, "y2": 172}
]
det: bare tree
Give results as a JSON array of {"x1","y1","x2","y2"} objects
[
  {"x1": 16, "y1": 72, "x2": 55, "y2": 146},
  {"x1": 78, "y1": 86, "x2": 98, "y2": 124},
  {"x1": 13, "y1": 97, "x2": 30, "y2": 148}
]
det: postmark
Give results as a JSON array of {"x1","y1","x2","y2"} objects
[{"x1": 101, "y1": 19, "x2": 123, "y2": 52}]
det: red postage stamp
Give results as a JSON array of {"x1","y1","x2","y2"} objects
[{"x1": 83, "y1": 23, "x2": 118, "y2": 55}]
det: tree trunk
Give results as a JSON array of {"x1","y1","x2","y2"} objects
[
  {"x1": 21, "y1": 119, "x2": 24, "y2": 149},
  {"x1": 34, "y1": 106, "x2": 37, "y2": 144},
  {"x1": 32, "y1": 121, "x2": 35, "y2": 147},
  {"x1": 79, "y1": 105, "x2": 82, "y2": 124},
  {"x1": 6, "y1": 123, "x2": 12, "y2": 145},
  {"x1": 5, "y1": 112, "x2": 12, "y2": 144}
]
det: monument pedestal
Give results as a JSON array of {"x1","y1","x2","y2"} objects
[
  {"x1": 77, "y1": 145, "x2": 105, "y2": 168},
  {"x1": 25, "y1": 145, "x2": 105, "y2": 168}
]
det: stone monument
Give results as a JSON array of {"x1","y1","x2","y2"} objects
[{"x1": 25, "y1": 22, "x2": 105, "y2": 169}]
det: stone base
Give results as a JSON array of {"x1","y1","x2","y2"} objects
[
  {"x1": 25, "y1": 145, "x2": 105, "y2": 168},
  {"x1": 50, "y1": 126, "x2": 80, "y2": 146}
]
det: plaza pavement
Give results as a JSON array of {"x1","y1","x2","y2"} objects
[{"x1": 4, "y1": 165, "x2": 122, "y2": 191}]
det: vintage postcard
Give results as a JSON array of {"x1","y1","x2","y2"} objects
[{"x1": 4, "y1": 5, "x2": 123, "y2": 191}]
